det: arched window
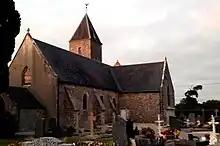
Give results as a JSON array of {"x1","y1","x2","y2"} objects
[
  {"x1": 22, "y1": 66, "x2": 31, "y2": 86},
  {"x1": 78, "y1": 47, "x2": 82, "y2": 55},
  {"x1": 113, "y1": 98, "x2": 117, "y2": 108},
  {"x1": 100, "y1": 95, "x2": 104, "y2": 104},
  {"x1": 83, "y1": 94, "x2": 88, "y2": 110}
]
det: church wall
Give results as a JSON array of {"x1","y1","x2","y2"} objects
[
  {"x1": 19, "y1": 109, "x2": 45, "y2": 132},
  {"x1": 9, "y1": 35, "x2": 57, "y2": 118},
  {"x1": 118, "y1": 93, "x2": 161, "y2": 123},
  {"x1": 161, "y1": 64, "x2": 175, "y2": 123},
  {"x1": 69, "y1": 39, "x2": 91, "y2": 59},
  {"x1": 91, "y1": 41, "x2": 102, "y2": 62},
  {"x1": 58, "y1": 84, "x2": 118, "y2": 130}
]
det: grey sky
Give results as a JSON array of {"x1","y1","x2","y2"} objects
[{"x1": 13, "y1": 0, "x2": 220, "y2": 103}]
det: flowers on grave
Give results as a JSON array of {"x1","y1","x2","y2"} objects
[
  {"x1": 173, "y1": 129, "x2": 180, "y2": 138},
  {"x1": 205, "y1": 133, "x2": 210, "y2": 140},
  {"x1": 161, "y1": 129, "x2": 173, "y2": 135},
  {"x1": 142, "y1": 127, "x2": 155, "y2": 139}
]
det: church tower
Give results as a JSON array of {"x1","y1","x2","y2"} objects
[{"x1": 69, "y1": 14, "x2": 102, "y2": 62}]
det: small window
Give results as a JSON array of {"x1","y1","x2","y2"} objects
[
  {"x1": 100, "y1": 95, "x2": 104, "y2": 104},
  {"x1": 83, "y1": 94, "x2": 88, "y2": 110},
  {"x1": 78, "y1": 47, "x2": 82, "y2": 55},
  {"x1": 22, "y1": 66, "x2": 31, "y2": 86}
]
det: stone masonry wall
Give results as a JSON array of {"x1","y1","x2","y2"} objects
[
  {"x1": 19, "y1": 109, "x2": 45, "y2": 132},
  {"x1": 119, "y1": 93, "x2": 161, "y2": 123},
  {"x1": 69, "y1": 39, "x2": 91, "y2": 59},
  {"x1": 58, "y1": 84, "x2": 118, "y2": 130},
  {"x1": 69, "y1": 39, "x2": 102, "y2": 62}
]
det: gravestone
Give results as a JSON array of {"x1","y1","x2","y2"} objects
[
  {"x1": 188, "y1": 113, "x2": 196, "y2": 123},
  {"x1": 155, "y1": 114, "x2": 164, "y2": 136},
  {"x1": 169, "y1": 116, "x2": 181, "y2": 130},
  {"x1": 135, "y1": 136, "x2": 151, "y2": 146},
  {"x1": 35, "y1": 118, "x2": 46, "y2": 137},
  {"x1": 113, "y1": 115, "x2": 128, "y2": 146},
  {"x1": 208, "y1": 115, "x2": 219, "y2": 145},
  {"x1": 120, "y1": 109, "x2": 129, "y2": 120}
]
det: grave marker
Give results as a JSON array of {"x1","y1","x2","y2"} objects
[
  {"x1": 35, "y1": 118, "x2": 46, "y2": 138},
  {"x1": 185, "y1": 119, "x2": 190, "y2": 127},
  {"x1": 155, "y1": 114, "x2": 164, "y2": 136},
  {"x1": 215, "y1": 109, "x2": 219, "y2": 117},
  {"x1": 208, "y1": 115, "x2": 219, "y2": 145},
  {"x1": 169, "y1": 116, "x2": 181, "y2": 130},
  {"x1": 188, "y1": 113, "x2": 196, "y2": 123},
  {"x1": 113, "y1": 115, "x2": 127, "y2": 146},
  {"x1": 90, "y1": 112, "x2": 94, "y2": 136}
]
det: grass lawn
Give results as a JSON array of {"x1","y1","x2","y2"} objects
[
  {"x1": 0, "y1": 137, "x2": 25, "y2": 146},
  {"x1": 0, "y1": 139, "x2": 21, "y2": 146}
]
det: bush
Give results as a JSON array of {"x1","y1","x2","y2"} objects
[
  {"x1": 0, "y1": 111, "x2": 18, "y2": 138},
  {"x1": 66, "y1": 126, "x2": 76, "y2": 137}
]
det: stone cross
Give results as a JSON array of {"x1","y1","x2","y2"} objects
[
  {"x1": 90, "y1": 112, "x2": 94, "y2": 136},
  {"x1": 155, "y1": 114, "x2": 164, "y2": 136},
  {"x1": 208, "y1": 115, "x2": 219, "y2": 145}
]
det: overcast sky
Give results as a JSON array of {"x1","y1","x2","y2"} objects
[{"x1": 13, "y1": 0, "x2": 220, "y2": 103}]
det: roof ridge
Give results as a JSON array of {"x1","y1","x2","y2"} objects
[
  {"x1": 113, "y1": 61, "x2": 164, "y2": 68},
  {"x1": 33, "y1": 38, "x2": 111, "y2": 67}
]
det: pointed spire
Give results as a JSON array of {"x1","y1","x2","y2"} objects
[
  {"x1": 69, "y1": 14, "x2": 102, "y2": 45},
  {"x1": 164, "y1": 56, "x2": 167, "y2": 64},
  {"x1": 114, "y1": 60, "x2": 121, "y2": 66}
]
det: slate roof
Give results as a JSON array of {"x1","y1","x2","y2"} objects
[
  {"x1": 34, "y1": 39, "x2": 118, "y2": 91},
  {"x1": 33, "y1": 39, "x2": 164, "y2": 93},
  {"x1": 70, "y1": 14, "x2": 102, "y2": 45},
  {"x1": 112, "y1": 62, "x2": 164, "y2": 93},
  {"x1": 8, "y1": 86, "x2": 45, "y2": 109}
]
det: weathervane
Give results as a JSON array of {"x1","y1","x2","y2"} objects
[
  {"x1": 85, "y1": 3, "x2": 89, "y2": 13},
  {"x1": 27, "y1": 28, "x2": 30, "y2": 33}
]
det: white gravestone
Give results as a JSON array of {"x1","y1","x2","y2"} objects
[
  {"x1": 185, "y1": 119, "x2": 190, "y2": 127},
  {"x1": 208, "y1": 115, "x2": 219, "y2": 145},
  {"x1": 155, "y1": 114, "x2": 164, "y2": 137},
  {"x1": 120, "y1": 109, "x2": 129, "y2": 120}
]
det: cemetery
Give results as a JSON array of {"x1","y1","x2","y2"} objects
[{"x1": 2, "y1": 108, "x2": 220, "y2": 146}]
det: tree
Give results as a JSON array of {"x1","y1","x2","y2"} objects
[
  {"x1": 0, "y1": 0, "x2": 21, "y2": 94},
  {"x1": 184, "y1": 85, "x2": 203, "y2": 98},
  {"x1": 175, "y1": 85, "x2": 203, "y2": 117}
]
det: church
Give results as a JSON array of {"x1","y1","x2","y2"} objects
[{"x1": 2, "y1": 13, "x2": 175, "y2": 132}]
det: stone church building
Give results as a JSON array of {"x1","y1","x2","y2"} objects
[{"x1": 2, "y1": 13, "x2": 175, "y2": 132}]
